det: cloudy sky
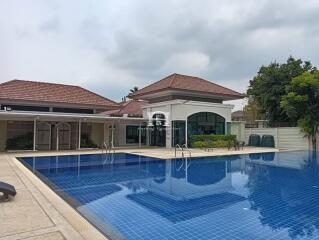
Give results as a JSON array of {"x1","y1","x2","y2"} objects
[{"x1": 1, "y1": 0, "x2": 319, "y2": 110}]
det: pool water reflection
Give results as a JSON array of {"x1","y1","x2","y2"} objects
[{"x1": 19, "y1": 151, "x2": 319, "y2": 240}]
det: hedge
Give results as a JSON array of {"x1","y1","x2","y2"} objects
[
  {"x1": 190, "y1": 134, "x2": 236, "y2": 143},
  {"x1": 190, "y1": 134, "x2": 236, "y2": 148}
]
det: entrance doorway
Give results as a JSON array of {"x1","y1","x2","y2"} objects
[{"x1": 150, "y1": 113, "x2": 166, "y2": 147}]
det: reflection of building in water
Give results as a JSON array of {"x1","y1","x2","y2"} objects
[
  {"x1": 127, "y1": 158, "x2": 246, "y2": 222},
  {"x1": 141, "y1": 159, "x2": 235, "y2": 200}
]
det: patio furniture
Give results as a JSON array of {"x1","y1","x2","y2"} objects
[
  {"x1": 238, "y1": 141, "x2": 245, "y2": 150},
  {"x1": 0, "y1": 181, "x2": 16, "y2": 201},
  {"x1": 229, "y1": 140, "x2": 245, "y2": 151},
  {"x1": 204, "y1": 139, "x2": 213, "y2": 152}
]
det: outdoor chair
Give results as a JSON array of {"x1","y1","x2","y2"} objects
[
  {"x1": 229, "y1": 140, "x2": 245, "y2": 151},
  {"x1": 204, "y1": 139, "x2": 213, "y2": 152},
  {"x1": 0, "y1": 181, "x2": 16, "y2": 201}
]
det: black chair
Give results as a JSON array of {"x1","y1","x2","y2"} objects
[{"x1": 0, "y1": 182, "x2": 17, "y2": 201}]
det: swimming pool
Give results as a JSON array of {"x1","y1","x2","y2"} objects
[{"x1": 19, "y1": 151, "x2": 319, "y2": 240}]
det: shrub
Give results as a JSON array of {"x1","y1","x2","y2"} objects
[
  {"x1": 192, "y1": 141, "x2": 209, "y2": 148},
  {"x1": 6, "y1": 132, "x2": 33, "y2": 150},
  {"x1": 190, "y1": 134, "x2": 236, "y2": 148},
  {"x1": 81, "y1": 134, "x2": 98, "y2": 148},
  {"x1": 190, "y1": 134, "x2": 236, "y2": 143}
]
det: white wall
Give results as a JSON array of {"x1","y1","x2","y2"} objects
[
  {"x1": 231, "y1": 122, "x2": 310, "y2": 150},
  {"x1": 143, "y1": 100, "x2": 234, "y2": 148}
]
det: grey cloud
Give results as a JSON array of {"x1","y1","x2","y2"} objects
[
  {"x1": 39, "y1": 17, "x2": 60, "y2": 33},
  {"x1": 1, "y1": 0, "x2": 319, "y2": 110}
]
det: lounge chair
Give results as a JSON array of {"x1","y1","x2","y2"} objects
[{"x1": 0, "y1": 182, "x2": 16, "y2": 201}]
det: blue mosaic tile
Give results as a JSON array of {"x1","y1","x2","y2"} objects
[{"x1": 19, "y1": 151, "x2": 319, "y2": 240}]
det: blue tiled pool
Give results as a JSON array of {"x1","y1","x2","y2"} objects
[{"x1": 19, "y1": 151, "x2": 319, "y2": 240}]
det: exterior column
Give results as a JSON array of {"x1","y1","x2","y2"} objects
[
  {"x1": 33, "y1": 118, "x2": 37, "y2": 151},
  {"x1": 78, "y1": 121, "x2": 81, "y2": 150},
  {"x1": 56, "y1": 125, "x2": 59, "y2": 151},
  {"x1": 139, "y1": 122, "x2": 142, "y2": 148},
  {"x1": 185, "y1": 118, "x2": 188, "y2": 147},
  {"x1": 111, "y1": 121, "x2": 114, "y2": 148}
]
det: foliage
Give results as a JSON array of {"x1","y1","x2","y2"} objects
[
  {"x1": 190, "y1": 134, "x2": 236, "y2": 148},
  {"x1": 247, "y1": 56, "x2": 315, "y2": 124},
  {"x1": 243, "y1": 98, "x2": 264, "y2": 124},
  {"x1": 80, "y1": 134, "x2": 98, "y2": 148},
  {"x1": 190, "y1": 134, "x2": 236, "y2": 143},
  {"x1": 6, "y1": 132, "x2": 33, "y2": 150},
  {"x1": 281, "y1": 71, "x2": 319, "y2": 150}
]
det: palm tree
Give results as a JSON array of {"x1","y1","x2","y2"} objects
[{"x1": 130, "y1": 86, "x2": 139, "y2": 93}]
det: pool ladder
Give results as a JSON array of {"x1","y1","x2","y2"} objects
[
  {"x1": 102, "y1": 142, "x2": 115, "y2": 164},
  {"x1": 174, "y1": 144, "x2": 192, "y2": 158}
]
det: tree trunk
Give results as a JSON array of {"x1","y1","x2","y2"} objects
[{"x1": 312, "y1": 135, "x2": 317, "y2": 152}]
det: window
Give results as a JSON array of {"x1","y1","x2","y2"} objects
[
  {"x1": 187, "y1": 112, "x2": 226, "y2": 139},
  {"x1": 126, "y1": 125, "x2": 146, "y2": 144},
  {"x1": 172, "y1": 121, "x2": 185, "y2": 147}
]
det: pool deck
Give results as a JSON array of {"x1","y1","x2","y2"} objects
[{"x1": 0, "y1": 147, "x2": 278, "y2": 240}]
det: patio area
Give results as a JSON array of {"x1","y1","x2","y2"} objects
[{"x1": 0, "y1": 147, "x2": 278, "y2": 240}]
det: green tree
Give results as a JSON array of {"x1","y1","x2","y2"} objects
[
  {"x1": 281, "y1": 71, "x2": 319, "y2": 150},
  {"x1": 247, "y1": 57, "x2": 315, "y2": 124},
  {"x1": 243, "y1": 98, "x2": 264, "y2": 124}
]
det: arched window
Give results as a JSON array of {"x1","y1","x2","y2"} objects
[{"x1": 187, "y1": 112, "x2": 225, "y2": 136}]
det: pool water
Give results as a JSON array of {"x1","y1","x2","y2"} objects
[{"x1": 19, "y1": 151, "x2": 319, "y2": 240}]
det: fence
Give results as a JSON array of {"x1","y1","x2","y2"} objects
[{"x1": 231, "y1": 122, "x2": 311, "y2": 150}]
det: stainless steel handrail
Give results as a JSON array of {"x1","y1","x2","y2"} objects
[
  {"x1": 102, "y1": 142, "x2": 115, "y2": 164},
  {"x1": 175, "y1": 144, "x2": 184, "y2": 157},
  {"x1": 182, "y1": 144, "x2": 192, "y2": 158}
]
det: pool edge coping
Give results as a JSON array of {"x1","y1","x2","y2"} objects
[{"x1": 11, "y1": 155, "x2": 109, "y2": 240}]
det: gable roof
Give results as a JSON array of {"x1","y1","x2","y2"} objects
[
  {"x1": 0, "y1": 80, "x2": 118, "y2": 108},
  {"x1": 100, "y1": 100, "x2": 147, "y2": 117},
  {"x1": 129, "y1": 73, "x2": 244, "y2": 100}
]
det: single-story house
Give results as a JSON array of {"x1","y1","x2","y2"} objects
[{"x1": 0, "y1": 73, "x2": 244, "y2": 151}]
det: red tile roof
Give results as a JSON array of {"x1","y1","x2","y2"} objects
[
  {"x1": 100, "y1": 100, "x2": 147, "y2": 117},
  {"x1": 130, "y1": 73, "x2": 244, "y2": 99},
  {"x1": 0, "y1": 80, "x2": 118, "y2": 108}
]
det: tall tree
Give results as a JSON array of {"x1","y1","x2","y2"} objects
[
  {"x1": 243, "y1": 98, "x2": 264, "y2": 124},
  {"x1": 247, "y1": 57, "x2": 315, "y2": 124},
  {"x1": 281, "y1": 71, "x2": 319, "y2": 150}
]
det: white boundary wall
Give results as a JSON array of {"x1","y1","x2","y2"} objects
[{"x1": 231, "y1": 122, "x2": 310, "y2": 150}]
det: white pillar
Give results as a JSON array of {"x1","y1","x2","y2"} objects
[
  {"x1": 56, "y1": 125, "x2": 59, "y2": 151},
  {"x1": 139, "y1": 122, "x2": 142, "y2": 148},
  {"x1": 78, "y1": 121, "x2": 81, "y2": 150},
  {"x1": 103, "y1": 122, "x2": 106, "y2": 145},
  {"x1": 33, "y1": 118, "x2": 37, "y2": 151},
  {"x1": 111, "y1": 121, "x2": 114, "y2": 148},
  {"x1": 185, "y1": 118, "x2": 188, "y2": 147}
]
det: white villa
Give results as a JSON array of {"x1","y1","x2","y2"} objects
[{"x1": 0, "y1": 73, "x2": 244, "y2": 151}]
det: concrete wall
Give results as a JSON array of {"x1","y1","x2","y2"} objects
[
  {"x1": 244, "y1": 127, "x2": 309, "y2": 150},
  {"x1": 231, "y1": 121, "x2": 245, "y2": 142},
  {"x1": 91, "y1": 123, "x2": 104, "y2": 147},
  {"x1": 231, "y1": 121, "x2": 310, "y2": 150},
  {"x1": 0, "y1": 120, "x2": 7, "y2": 151}
]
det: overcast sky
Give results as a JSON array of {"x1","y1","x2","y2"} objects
[{"x1": 1, "y1": 0, "x2": 319, "y2": 110}]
